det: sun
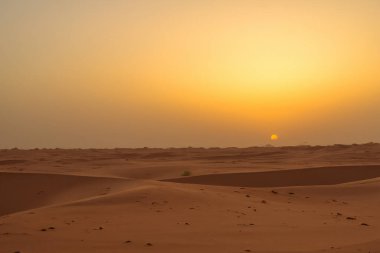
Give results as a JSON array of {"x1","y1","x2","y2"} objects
[{"x1": 271, "y1": 134, "x2": 279, "y2": 141}]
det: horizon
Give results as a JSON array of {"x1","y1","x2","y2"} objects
[{"x1": 2, "y1": 142, "x2": 379, "y2": 151}]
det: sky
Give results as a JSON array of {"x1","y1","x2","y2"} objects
[{"x1": 1, "y1": 0, "x2": 380, "y2": 148}]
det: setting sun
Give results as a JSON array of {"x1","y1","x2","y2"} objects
[{"x1": 271, "y1": 134, "x2": 279, "y2": 141}]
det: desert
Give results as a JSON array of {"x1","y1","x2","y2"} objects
[
  {"x1": 2, "y1": 1, "x2": 380, "y2": 252},
  {"x1": 1, "y1": 144, "x2": 380, "y2": 253}
]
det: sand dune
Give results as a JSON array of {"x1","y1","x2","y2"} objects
[
  {"x1": 1, "y1": 145, "x2": 380, "y2": 253},
  {"x1": 0, "y1": 172, "x2": 130, "y2": 216},
  {"x1": 163, "y1": 165, "x2": 380, "y2": 187}
]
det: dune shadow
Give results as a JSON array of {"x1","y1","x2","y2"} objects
[
  {"x1": 0, "y1": 172, "x2": 129, "y2": 216},
  {"x1": 162, "y1": 165, "x2": 380, "y2": 187}
]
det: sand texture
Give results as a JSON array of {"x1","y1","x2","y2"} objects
[{"x1": 1, "y1": 143, "x2": 380, "y2": 253}]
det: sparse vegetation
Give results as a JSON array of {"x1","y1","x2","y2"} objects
[{"x1": 181, "y1": 170, "x2": 191, "y2": 176}]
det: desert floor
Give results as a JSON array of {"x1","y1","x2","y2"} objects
[{"x1": 1, "y1": 144, "x2": 380, "y2": 253}]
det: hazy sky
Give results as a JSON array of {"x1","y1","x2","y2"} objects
[{"x1": 1, "y1": 0, "x2": 380, "y2": 148}]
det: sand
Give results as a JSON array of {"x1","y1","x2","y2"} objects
[{"x1": 1, "y1": 143, "x2": 380, "y2": 253}]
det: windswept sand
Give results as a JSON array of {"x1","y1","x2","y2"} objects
[{"x1": 1, "y1": 144, "x2": 380, "y2": 253}]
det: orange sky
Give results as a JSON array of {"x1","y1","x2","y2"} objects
[{"x1": 1, "y1": 0, "x2": 380, "y2": 148}]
